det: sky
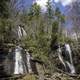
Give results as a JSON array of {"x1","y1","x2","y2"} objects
[
  {"x1": 54, "y1": 0, "x2": 76, "y2": 6},
  {"x1": 23, "y1": 0, "x2": 76, "y2": 13},
  {"x1": 33, "y1": 0, "x2": 76, "y2": 11},
  {"x1": 23, "y1": 0, "x2": 77, "y2": 29}
]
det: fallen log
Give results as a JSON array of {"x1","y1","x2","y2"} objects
[{"x1": 55, "y1": 67, "x2": 79, "y2": 77}]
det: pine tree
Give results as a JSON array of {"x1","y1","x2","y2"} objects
[{"x1": 28, "y1": 3, "x2": 41, "y2": 20}]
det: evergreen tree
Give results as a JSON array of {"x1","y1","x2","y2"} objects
[
  {"x1": 55, "y1": 7, "x2": 65, "y2": 41},
  {"x1": 28, "y1": 3, "x2": 41, "y2": 20},
  {"x1": 50, "y1": 7, "x2": 65, "y2": 51},
  {"x1": 0, "y1": 0, "x2": 10, "y2": 18},
  {"x1": 46, "y1": 0, "x2": 54, "y2": 19}
]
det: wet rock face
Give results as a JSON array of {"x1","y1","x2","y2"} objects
[
  {"x1": 72, "y1": 50, "x2": 80, "y2": 74},
  {"x1": 0, "y1": 46, "x2": 9, "y2": 77},
  {"x1": 57, "y1": 44, "x2": 76, "y2": 74},
  {"x1": 50, "y1": 43, "x2": 59, "y2": 51},
  {"x1": 0, "y1": 44, "x2": 17, "y2": 78},
  {"x1": 0, "y1": 45, "x2": 39, "y2": 77}
]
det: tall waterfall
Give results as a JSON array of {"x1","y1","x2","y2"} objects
[
  {"x1": 13, "y1": 25, "x2": 32, "y2": 74},
  {"x1": 57, "y1": 44, "x2": 76, "y2": 74},
  {"x1": 64, "y1": 44, "x2": 75, "y2": 74},
  {"x1": 13, "y1": 25, "x2": 30, "y2": 74},
  {"x1": 14, "y1": 46, "x2": 27, "y2": 74},
  {"x1": 25, "y1": 50, "x2": 32, "y2": 73},
  {"x1": 57, "y1": 46, "x2": 66, "y2": 70},
  {"x1": 14, "y1": 46, "x2": 23, "y2": 74}
]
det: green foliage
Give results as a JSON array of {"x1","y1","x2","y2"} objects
[
  {"x1": 0, "y1": 18, "x2": 14, "y2": 43},
  {"x1": 51, "y1": 21, "x2": 59, "y2": 42},
  {"x1": 55, "y1": 7, "x2": 65, "y2": 23},
  {"x1": 46, "y1": 0, "x2": 53, "y2": 19},
  {"x1": 18, "y1": 74, "x2": 37, "y2": 80},
  {"x1": 28, "y1": 3, "x2": 41, "y2": 20},
  {"x1": 0, "y1": 0, "x2": 10, "y2": 18},
  {"x1": 23, "y1": 26, "x2": 50, "y2": 62},
  {"x1": 0, "y1": 1, "x2": 67, "y2": 71},
  {"x1": 52, "y1": 21, "x2": 58, "y2": 33}
]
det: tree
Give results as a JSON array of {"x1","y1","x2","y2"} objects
[
  {"x1": 46, "y1": 0, "x2": 54, "y2": 19},
  {"x1": 28, "y1": 3, "x2": 41, "y2": 20},
  {"x1": 0, "y1": 0, "x2": 10, "y2": 18},
  {"x1": 50, "y1": 21, "x2": 59, "y2": 51},
  {"x1": 0, "y1": 0, "x2": 11, "y2": 42},
  {"x1": 50, "y1": 7, "x2": 65, "y2": 51},
  {"x1": 45, "y1": 0, "x2": 55, "y2": 35},
  {"x1": 55, "y1": 7, "x2": 65, "y2": 42}
]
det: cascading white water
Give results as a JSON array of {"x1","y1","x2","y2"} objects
[
  {"x1": 21, "y1": 27, "x2": 27, "y2": 37},
  {"x1": 57, "y1": 44, "x2": 76, "y2": 74},
  {"x1": 14, "y1": 46, "x2": 25, "y2": 74},
  {"x1": 17, "y1": 25, "x2": 27, "y2": 40},
  {"x1": 25, "y1": 50, "x2": 32, "y2": 73},
  {"x1": 57, "y1": 46, "x2": 66, "y2": 70},
  {"x1": 64, "y1": 44, "x2": 76, "y2": 74},
  {"x1": 18, "y1": 26, "x2": 23, "y2": 40},
  {"x1": 14, "y1": 25, "x2": 32, "y2": 74}
]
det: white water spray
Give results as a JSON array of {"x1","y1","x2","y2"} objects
[
  {"x1": 65, "y1": 44, "x2": 75, "y2": 74},
  {"x1": 21, "y1": 27, "x2": 27, "y2": 37},
  {"x1": 14, "y1": 46, "x2": 24, "y2": 74},
  {"x1": 18, "y1": 26, "x2": 23, "y2": 40},
  {"x1": 25, "y1": 50, "x2": 32, "y2": 73},
  {"x1": 17, "y1": 25, "x2": 27, "y2": 40},
  {"x1": 14, "y1": 25, "x2": 32, "y2": 74},
  {"x1": 57, "y1": 46, "x2": 66, "y2": 70},
  {"x1": 57, "y1": 44, "x2": 76, "y2": 74}
]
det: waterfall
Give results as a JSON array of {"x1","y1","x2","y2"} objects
[
  {"x1": 57, "y1": 46, "x2": 67, "y2": 70},
  {"x1": 17, "y1": 25, "x2": 27, "y2": 40},
  {"x1": 25, "y1": 50, "x2": 32, "y2": 73},
  {"x1": 17, "y1": 26, "x2": 23, "y2": 40},
  {"x1": 13, "y1": 25, "x2": 33, "y2": 74},
  {"x1": 21, "y1": 27, "x2": 27, "y2": 37},
  {"x1": 57, "y1": 44, "x2": 76, "y2": 74},
  {"x1": 14, "y1": 46, "x2": 27, "y2": 74},
  {"x1": 64, "y1": 44, "x2": 76, "y2": 74},
  {"x1": 13, "y1": 25, "x2": 29, "y2": 74}
]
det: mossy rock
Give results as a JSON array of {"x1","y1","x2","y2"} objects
[{"x1": 18, "y1": 74, "x2": 37, "y2": 80}]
